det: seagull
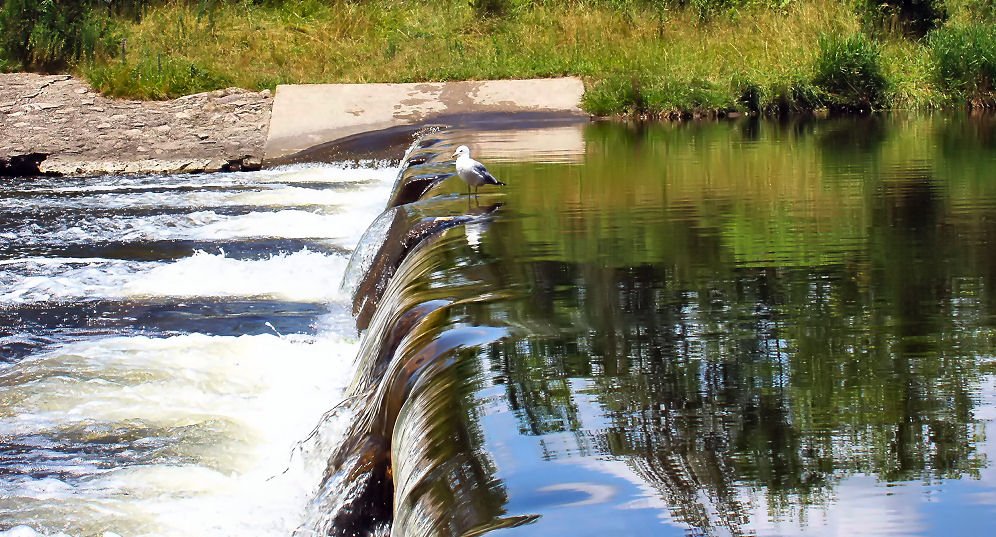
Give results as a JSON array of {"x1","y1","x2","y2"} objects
[{"x1": 453, "y1": 145, "x2": 505, "y2": 196}]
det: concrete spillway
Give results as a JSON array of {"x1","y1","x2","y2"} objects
[{"x1": 262, "y1": 78, "x2": 587, "y2": 165}]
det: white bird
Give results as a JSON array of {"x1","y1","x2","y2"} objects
[{"x1": 453, "y1": 145, "x2": 505, "y2": 195}]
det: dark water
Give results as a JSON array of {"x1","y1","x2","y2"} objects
[{"x1": 359, "y1": 115, "x2": 996, "y2": 536}]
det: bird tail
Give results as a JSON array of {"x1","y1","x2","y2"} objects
[{"x1": 484, "y1": 172, "x2": 505, "y2": 187}]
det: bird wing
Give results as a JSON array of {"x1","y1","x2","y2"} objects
[{"x1": 471, "y1": 160, "x2": 505, "y2": 186}]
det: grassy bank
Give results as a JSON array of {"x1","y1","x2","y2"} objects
[{"x1": 2, "y1": 0, "x2": 995, "y2": 116}]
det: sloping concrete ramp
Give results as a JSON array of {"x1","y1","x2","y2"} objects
[{"x1": 263, "y1": 78, "x2": 586, "y2": 164}]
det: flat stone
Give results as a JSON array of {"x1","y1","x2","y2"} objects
[
  {"x1": 263, "y1": 78, "x2": 586, "y2": 162},
  {"x1": 0, "y1": 73, "x2": 269, "y2": 176}
]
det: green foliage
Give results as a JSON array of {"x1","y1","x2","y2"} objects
[
  {"x1": 812, "y1": 33, "x2": 888, "y2": 111},
  {"x1": 582, "y1": 76, "x2": 646, "y2": 116},
  {"x1": 0, "y1": 0, "x2": 144, "y2": 71},
  {"x1": 767, "y1": 78, "x2": 824, "y2": 114},
  {"x1": 582, "y1": 75, "x2": 732, "y2": 118},
  {"x1": 1, "y1": 0, "x2": 987, "y2": 112},
  {"x1": 81, "y1": 53, "x2": 231, "y2": 99},
  {"x1": 929, "y1": 23, "x2": 996, "y2": 107},
  {"x1": 945, "y1": 0, "x2": 996, "y2": 24},
  {"x1": 470, "y1": 0, "x2": 518, "y2": 19},
  {"x1": 858, "y1": 0, "x2": 946, "y2": 37}
]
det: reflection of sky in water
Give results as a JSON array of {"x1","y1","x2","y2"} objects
[
  {"x1": 478, "y1": 380, "x2": 688, "y2": 536},
  {"x1": 477, "y1": 358, "x2": 996, "y2": 536}
]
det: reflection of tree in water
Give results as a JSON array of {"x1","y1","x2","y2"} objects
[{"x1": 484, "y1": 167, "x2": 992, "y2": 532}]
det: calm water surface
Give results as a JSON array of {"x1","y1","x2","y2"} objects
[{"x1": 386, "y1": 115, "x2": 996, "y2": 536}]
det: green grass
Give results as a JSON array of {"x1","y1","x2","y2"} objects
[
  {"x1": 812, "y1": 32, "x2": 887, "y2": 111},
  {"x1": 929, "y1": 23, "x2": 996, "y2": 108},
  {"x1": 2, "y1": 0, "x2": 994, "y2": 115}
]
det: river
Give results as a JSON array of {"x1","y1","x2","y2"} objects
[{"x1": 3, "y1": 115, "x2": 996, "y2": 536}]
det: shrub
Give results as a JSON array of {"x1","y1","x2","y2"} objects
[
  {"x1": 81, "y1": 53, "x2": 231, "y2": 99},
  {"x1": 470, "y1": 0, "x2": 517, "y2": 18},
  {"x1": 812, "y1": 33, "x2": 888, "y2": 112},
  {"x1": 0, "y1": 0, "x2": 149, "y2": 71},
  {"x1": 858, "y1": 0, "x2": 946, "y2": 37},
  {"x1": 581, "y1": 74, "x2": 734, "y2": 118},
  {"x1": 582, "y1": 75, "x2": 646, "y2": 116},
  {"x1": 929, "y1": 24, "x2": 996, "y2": 107}
]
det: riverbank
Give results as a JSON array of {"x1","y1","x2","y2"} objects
[
  {"x1": 11, "y1": 0, "x2": 989, "y2": 117},
  {"x1": 0, "y1": 73, "x2": 270, "y2": 176}
]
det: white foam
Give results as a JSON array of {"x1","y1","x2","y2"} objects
[
  {"x1": 126, "y1": 250, "x2": 351, "y2": 302},
  {"x1": 0, "y1": 159, "x2": 400, "y2": 536},
  {"x1": 5, "y1": 162, "x2": 397, "y2": 196},
  {"x1": 0, "y1": 251, "x2": 351, "y2": 304},
  {"x1": 0, "y1": 330, "x2": 360, "y2": 537},
  {"x1": 0, "y1": 183, "x2": 395, "y2": 214}
]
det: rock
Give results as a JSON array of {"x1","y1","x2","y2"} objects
[
  {"x1": 0, "y1": 73, "x2": 271, "y2": 177},
  {"x1": 206, "y1": 158, "x2": 227, "y2": 171}
]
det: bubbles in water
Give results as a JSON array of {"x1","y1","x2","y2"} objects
[{"x1": 0, "y1": 161, "x2": 399, "y2": 536}]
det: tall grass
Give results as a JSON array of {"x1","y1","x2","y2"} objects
[
  {"x1": 0, "y1": 0, "x2": 150, "y2": 71},
  {"x1": 929, "y1": 24, "x2": 996, "y2": 108},
  {"x1": 0, "y1": 0, "x2": 991, "y2": 115},
  {"x1": 812, "y1": 33, "x2": 888, "y2": 111},
  {"x1": 81, "y1": 0, "x2": 869, "y2": 113}
]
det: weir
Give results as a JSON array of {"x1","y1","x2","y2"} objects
[
  {"x1": 301, "y1": 114, "x2": 996, "y2": 537},
  {"x1": 300, "y1": 129, "x2": 528, "y2": 536}
]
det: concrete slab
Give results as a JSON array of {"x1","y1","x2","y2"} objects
[{"x1": 263, "y1": 78, "x2": 586, "y2": 163}]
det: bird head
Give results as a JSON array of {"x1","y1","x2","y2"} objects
[{"x1": 452, "y1": 145, "x2": 470, "y2": 159}]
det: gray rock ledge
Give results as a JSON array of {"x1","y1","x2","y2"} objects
[{"x1": 0, "y1": 73, "x2": 271, "y2": 177}]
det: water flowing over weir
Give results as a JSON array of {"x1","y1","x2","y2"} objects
[{"x1": 0, "y1": 160, "x2": 399, "y2": 536}]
